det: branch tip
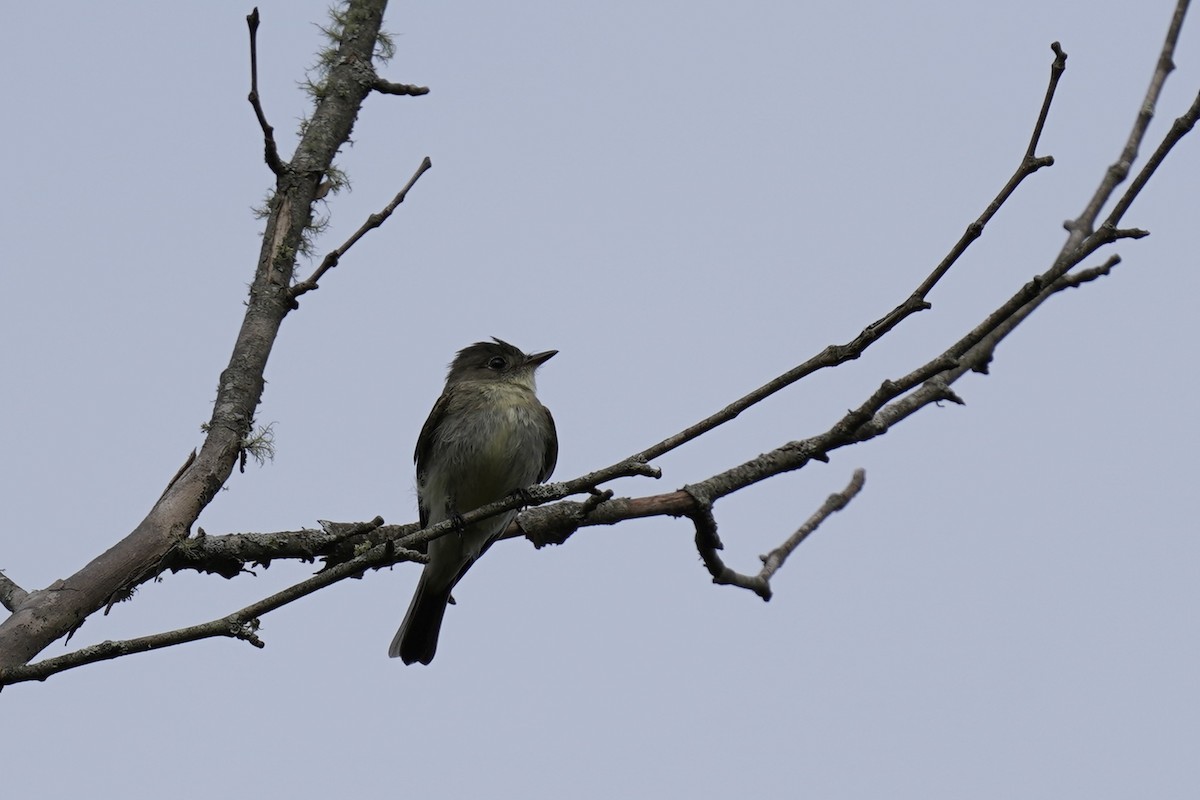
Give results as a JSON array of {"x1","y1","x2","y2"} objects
[
  {"x1": 373, "y1": 78, "x2": 431, "y2": 96},
  {"x1": 246, "y1": 6, "x2": 284, "y2": 176}
]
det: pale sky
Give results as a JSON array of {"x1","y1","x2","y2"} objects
[{"x1": 2, "y1": 2, "x2": 1197, "y2": 798}]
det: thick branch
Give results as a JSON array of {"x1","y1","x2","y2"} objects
[
  {"x1": 163, "y1": 518, "x2": 386, "y2": 578},
  {"x1": 0, "y1": 0, "x2": 394, "y2": 672}
]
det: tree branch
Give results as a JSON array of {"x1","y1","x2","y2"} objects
[
  {"x1": 4, "y1": 3, "x2": 1196, "y2": 683},
  {"x1": 289, "y1": 156, "x2": 433, "y2": 300},
  {"x1": 686, "y1": 469, "x2": 867, "y2": 601},
  {"x1": 1069, "y1": 0, "x2": 1191, "y2": 237},
  {"x1": 162, "y1": 518, "x2": 388, "y2": 578},
  {"x1": 0, "y1": 0, "x2": 395, "y2": 672},
  {"x1": 1025, "y1": 42, "x2": 1068, "y2": 160},
  {"x1": 246, "y1": 7, "x2": 286, "y2": 176},
  {"x1": 630, "y1": 42, "x2": 1065, "y2": 468}
]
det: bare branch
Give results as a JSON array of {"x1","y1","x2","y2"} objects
[
  {"x1": 290, "y1": 156, "x2": 433, "y2": 300},
  {"x1": 680, "y1": 470, "x2": 866, "y2": 600},
  {"x1": 162, "y1": 517, "x2": 387, "y2": 578},
  {"x1": 1070, "y1": 0, "x2": 1191, "y2": 235},
  {"x1": 246, "y1": 8, "x2": 286, "y2": 176},
  {"x1": 1104, "y1": 89, "x2": 1200, "y2": 230},
  {"x1": 631, "y1": 43, "x2": 1067, "y2": 468},
  {"x1": 1055, "y1": 254, "x2": 1121, "y2": 290},
  {"x1": 0, "y1": 527, "x2": 432, "y2": 685},
  {"x1": 1026, "y1": 42, "x2": 1068, "y2": 160},
  {"x1": 865, "y1": 253, "x2": 1124, "y2": 437},
  {"x1": 759, "y1": 469, "x2": 867, "y2": 585},
  {"x1": 0, "y1": 615, "x2": 268, "y2": 686}
]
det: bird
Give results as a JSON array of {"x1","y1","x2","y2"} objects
[{"x1": 389, "y1": 337, "x2": 558, "y2": 664}]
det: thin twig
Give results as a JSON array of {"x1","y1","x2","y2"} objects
[
  {"x1": 246, "y1": 8, "x2": 286, "y2": 176},
  {"x1": 1103, "y1": 89, "x2": 1200, "y2": 230},
  {"x1": 629, "y1": 42, "x2": 1067, "y2": 467},
  {"x1": 759, "y1": 469, "x2": 866, "y2": 585},
  {"x1": 1071, "y1": 0, "x2": 1191, "y2": 235},
  {"x1": 1, "y1": 616, "x2": 267, "y2": 685},
  {"x1": 289, "y1": 156, "x2": 433, "y2": 299},
  {"x1": 1026, "y1": 42, "x2": 1068, "y2": 160},
  {"x1": 1056, "y1": 255, "x2": 1121, "y2": 289},
  {"x1": 685, "y1": 469, "x2": 867, "y2": 600}
]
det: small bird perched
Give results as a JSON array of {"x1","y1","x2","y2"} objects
[{"x1": 389, "y1": 338, "x2": 558, "y2": 665}]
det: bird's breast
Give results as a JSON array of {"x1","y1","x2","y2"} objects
[{"x1": 425, "y1": 384, "x2": 549, "y2": 516}]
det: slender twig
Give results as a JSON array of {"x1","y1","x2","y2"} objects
[
  {"x1": 760, "y1": 469, "x2": 866, "y2": 583},
  {"x1": 684, "y1": 469, "x2": 867, "y2": 600},
  {"x1": 629, "y1": 43, "x2": 1066, "y2": 468},
  {"x1": 0, "y1": 572, "x2": 28, "y2": 613},
  {"x1": 246, "y1": 8, "x2": 286, "y2": 176},
  {"x1": 876, "y1": 1, "x2": 1199, "y2": 435},
  {"x1": 682, "y1": 219, "x2": 1131, "y2": 509},
  {"x1": 1103, "y1": 89, "x2": 1200, "y2": 230},
  {"x1": 1071, "y1": 0, "x2": 1191, "y2": 235},
  {"x1": 1026, "y1": 43, "x2": 1068, "y2": 159},
  {"x1": 1, "y1": 616, "x2": 268, "y2": 685},
  {"x1": 373, "y1": 78, "x2": 430, "y2": 96},
  {"x1": 1056, "y1": 255, "x2": 1121, "y2": 289},
  {"x1": 289, "y1": 156, "x2": 433, "y2": 299}
]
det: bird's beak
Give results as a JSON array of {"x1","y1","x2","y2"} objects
[{"x1": 526, "y1": 349, "x2": 557, "y2": 367}]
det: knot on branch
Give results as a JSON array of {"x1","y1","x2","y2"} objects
[{"x1": 519, "y1": 489, "x2": 615, "y2": 548}]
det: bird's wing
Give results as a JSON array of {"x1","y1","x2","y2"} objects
[
  {"x1": 413, "y1": 390, "x2": 453, "y2": 529},
  {"x1": 539, "y1": 403, "x2": 558, "y2": 483}
]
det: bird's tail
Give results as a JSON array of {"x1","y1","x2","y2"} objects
[{"x1": 388, "y1": 570, "x2": 453, "y2": 665}]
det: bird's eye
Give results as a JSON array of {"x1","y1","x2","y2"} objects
[{"x1": 487, "y1": 356, "x2": 507, "y2": 370}]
